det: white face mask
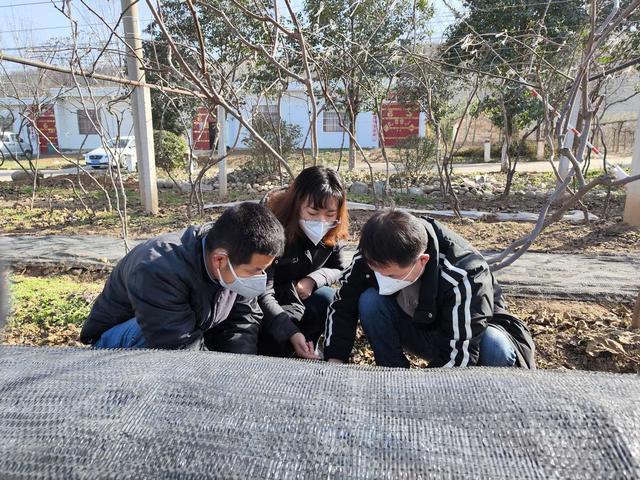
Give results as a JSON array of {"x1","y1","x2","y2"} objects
[
  {"x1": 217, "y1": 256, "x2": 267, "y2": 299},
  {"x1": 299, "y1": 219, "x2": 337, "y2": 245},
  {"x1": 374, "y1": 261, "x2": 422, "y2": 296}
]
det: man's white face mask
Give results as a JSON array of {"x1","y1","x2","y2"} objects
[
  {"x1": 374, "y1": 260, "x2": 424, "y2": 296},
  {"x1": 217, "y1": 255, "x2": 267, "y2": 299}
]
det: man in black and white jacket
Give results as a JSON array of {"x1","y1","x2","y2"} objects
[{"x1": 323, "y1": 210, "x2": 535, "y2": 368}]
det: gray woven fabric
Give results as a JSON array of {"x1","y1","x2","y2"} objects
[{"x1": 0, "y1": 345, "x2": 638, "y2": 479}]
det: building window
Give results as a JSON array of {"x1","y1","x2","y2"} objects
[
  {"x1": 77, "y1": 109, "x2": 100, "y2": 135},
  {"x1": 254, "y1": 104, "x2": 280, "y2": 129},
  {"x1": 323, "y1": 110, "x2": 344, "y2": 132}
]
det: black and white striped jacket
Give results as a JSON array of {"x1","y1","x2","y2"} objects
[{"x1": 323, "y1": 216, "x2": 534, "y2": 368}]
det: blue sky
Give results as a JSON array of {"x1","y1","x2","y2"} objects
[{"x1": 0, "y1": 0, "x2": 461, "y2": 72}]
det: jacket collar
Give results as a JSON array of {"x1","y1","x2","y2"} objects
[
  {"x1": 412, "y1": 218, "x2": 440, "y2": 326},
  {"x1": 197, "y1": 224, "x2": 220, "y2": 286}
]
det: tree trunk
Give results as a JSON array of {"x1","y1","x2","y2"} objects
[
  {"x1": 501, "y1": 135, "x2": 510, "y2": 173},
  {"x1": 632, "y1": 289, "x2": 640, "y2": 329},
  {"x1": 499, "y1": 96, "x2": 511, "y2": 174},
  {"x1": 348, "y1": 112, "x2": 357, "y2": 171}
]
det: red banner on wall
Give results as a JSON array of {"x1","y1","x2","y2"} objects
[{"x1": 380, "y1": 103, "x2": 420, "y2": 147}]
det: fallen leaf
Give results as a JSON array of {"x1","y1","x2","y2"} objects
[{"x1": 585, "y1": 336, "x2": 626, "y2": 357}]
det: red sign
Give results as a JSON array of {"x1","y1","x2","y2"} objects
[{"x1": 380, "y1": 103, "x2": 420, "y2": 147}]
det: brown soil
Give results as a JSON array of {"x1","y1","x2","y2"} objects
[
  {"x1": 2, "y1": 173, "x2": 639, "y2": 255},
  {"x1": 347, "y1": 210, "x2": 640, "y2": 255},
  {"x1": 3, "y1": 297, "x2": 637, "y2": 374},
  {"x1": 349, "y1": 297, "x2": 639, "y2": 373}
]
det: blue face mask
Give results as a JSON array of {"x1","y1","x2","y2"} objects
[{"x1": 217, "y1": 255, "x2": 267, "y2": 299}]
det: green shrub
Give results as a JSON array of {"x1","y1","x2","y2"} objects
[
  {"x1": 154, "y1": 130, "x2": 188, "y2": 177},
  {"x1": 243, "y1": 120, "x2": 302, "y2": 175},
  {"x1": 394, "y1": 135, "x2": 437, "y2": 185}
]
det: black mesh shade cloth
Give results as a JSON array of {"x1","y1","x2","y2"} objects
[{"x1": 0, "y1": 345, "x2": 638, "y2": 479}]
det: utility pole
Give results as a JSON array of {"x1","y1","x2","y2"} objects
[
  {"x1": 623, "y1": 112, "x2": 640, "y2": 226},
  {"x1": 121, "y1": 0, "x2": 158, "y2": 214},
  {"x1": 217, "y1": 105, "x2": 227, "y2": 199}
]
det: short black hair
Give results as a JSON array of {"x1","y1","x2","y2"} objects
[
  {"x1": 359, "y1": 210, "x2": 428, "y2": 267},
  {"x1": 206, "y1": 202, "x2": 285, "y2": 264}
]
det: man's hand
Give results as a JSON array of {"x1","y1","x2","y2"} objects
[
  {"x1": 295, "y1": 277, "x2": 315, "y2": 300},
  {"x1": 290, "y1": 332, "x2": 319, "y2": 360},
  {"x1": 327, "y1": 358, "x2": 344, "y2": 364}
]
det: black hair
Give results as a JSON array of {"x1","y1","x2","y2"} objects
[
  {"x1": 205, "y1": 202, "x2": 285, "y2": 264},
  {"x1": 269, "y1": 165, "x2": 349, "y2": 246},
  {"x1": 293, "y1": 166, "x2": 345, "y2": 210},
  {"x1": 359, "y1": 210, "x2": 428, "y2": 267}
]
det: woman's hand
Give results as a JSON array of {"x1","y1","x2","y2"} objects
[
  {"x1": 295, "y1": 277, "x2": 316, "y2": 300},
  {"x1": 290, "y1": 332, "x2": 319, "y2": 360}
]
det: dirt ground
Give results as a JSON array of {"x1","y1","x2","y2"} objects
[
  {"x1": 1, "y1": 171, "x2": 639, "y2": 374},
  {"x1": 348, "y1": 298, "x2": 640, "y2": 373},
  {"x1": 2, "y1": 296, "x2": 638, "y2": 373},
  {"x1": 2, "y1": 173, "x2": 639, "y2": 255}
]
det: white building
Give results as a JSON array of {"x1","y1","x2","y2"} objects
[
  {"x1": 1, "y1": 84, "x2": 429, "y2": 153},
  {"x1": 52, "y1": 87, "x2": 135, "y2": 151}
]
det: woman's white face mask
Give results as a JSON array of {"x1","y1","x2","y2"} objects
[
  {"x1": 298, "y1": 219, "x2": 338, "y2": 245},
  {"x1": 298, "y1": 196, "x2": 340, "y2": 245},
  {"x1": 374, "y1": 260, "x2": 423, "y2": 296}
]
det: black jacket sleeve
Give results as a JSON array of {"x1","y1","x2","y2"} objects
[
  {"x1": 127, "y1": 265, "x2": 201, "y2": 349},
  {"x1": 428, "y1": 260, "x2": 492, "y2": 368},
  {"x1": 81, "y1": 272, "x2": 133, "y2": 344},
  {"x1": 258, "y1": 269, "x2": 301, "y2": 345},
  {"x1": 323, "y1": 250, "x2": 371, "y2": 362},
  {"x1": 307, "y1": 243, "x2": 348, "y2": 288}
]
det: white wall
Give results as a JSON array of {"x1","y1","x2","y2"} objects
[
  {"x1": 54, "y1": 95, "x2": 134, "y2": 151},
  {"x1": 223, "y1": 90, "x2": 379, "y2": 150}
]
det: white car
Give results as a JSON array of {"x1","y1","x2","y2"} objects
[
  {"x1": 0, "y1": 132, "x2": 33, "y2": 161},
  {"x1": 84, "y1": 137, "x2": 137, "y2": 170}
]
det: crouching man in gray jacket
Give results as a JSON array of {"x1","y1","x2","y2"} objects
[{"x1": 80, "y1": 202, "x2": 285, "y2": 353}]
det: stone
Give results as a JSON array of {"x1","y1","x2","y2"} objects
[
  {"x1": 373, "y1": 180, "x2": 385, "y2": 196},
  {"x1": 349, "y1": 181, "x2": 369, "y2": 195},
  {"x1": 156, "y1": 179, "x2": 174, "y2": 189},
  {"x1": 408, "y1": 187, "x2": 423, "y2": 196},
  {"x1": 11, "y1": 170, "x2": 43, "y2": 182},
  {"x1": 422, "y1": 184, "x2": 438, "y2": 194},
  {"x1": 462, "y1": 178, "x2": 477, "y2": 189}
]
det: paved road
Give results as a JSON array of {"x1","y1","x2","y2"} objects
[
  {"x1": 0, "y1": 166, "x2": 106, "y2": 182},
  {"x1": 1, "y1": 234, "x2": 638, "y2": 301},
  {"x1": 363, "y1": 154, "x2": 632, "y2": 175}
]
